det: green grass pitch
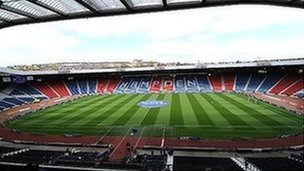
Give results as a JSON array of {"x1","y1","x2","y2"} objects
[{"x1": 5, "y1": 93, "x2": 304, "y2": 139}]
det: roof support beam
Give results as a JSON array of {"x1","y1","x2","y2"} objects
[
  {"x1": 120, "y1": 0, "x2": 133, "y2": 11},
  {"x1": 0, "y1": 6, "x2": 38, "y2": 20},
  {"x1": 27, "y1": 0, "x2": 67, "y2": 17},
  {"x1": 74, "y1": 0, "x2": 100, "y2": 14}
]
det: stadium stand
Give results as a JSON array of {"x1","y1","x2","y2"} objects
[
  {"x1": 294, "y1": 89, "x2": 304, "y2": 99},
  {"x1": 106, "y1": 78, "x2": 120, "y2": 93},
  {"x1": 223, "y1": 74, "x2": 235, "y2": 92},
  {"x1": 88, "y1": 79, "x2": 97, "y2": 94},
  {"x1": 2, "y1": 97, "x2": 24, "y2": 106},
  {"x1": 137, "y1": 77, "x2": 151, "y2": 93},
  {"x1": 196, "y1": 76, "x2": 212, "y2": 92},
  {"x1": 125, "y1": 77, "x2": 142, "y2": 94},
  {"x1": 257, "y1": 74, "x2": 284, "y2": 93},
  {"x1": 48, "y1": 81, "x2": 70, "y2": 97},
  {"x1": 175, "y1": 76, "x2": 186, "y2": 93},
  {"x1": 245, "y1": 74, "x2": 266, "y2": 92},
  {"x1": 150, "y1": 77, "x2": 162, "y2": 92},
  {"x1": 32, "y1": 82, "x2": 58, "y2": 99},
  {"x1": 185, "y1": 76, "x2": 200, "y2": 92},
  {"x1": 0, "y1": 100, "x2": 15, "y2": 108},
  {"x1": 65, "y1": 80, "x2": 80, "y2": 95},
  {"x1": 269, "y1": 75, "x2": 301, "y2": 94},
  {"x1": 281, "y1": 78, "x2": 304, "y2": 96},
  {"x1": 115, "y1": 77, "x2": 132, "y2": 94},
  {"x1": 78, "y1": 80, "x2": 89, "y2": 94},
  {"x1": 209, "y1": 74, "x2": 222, "y2": 92},
  {"x1": 162, "y1": 77, "x2": 174, "y2": 92},
  {"x1": 97, "y1": 79, "x2": 110, "y2": 94},
  {"x1": 235, "y1": 74, "x2": 251, "y2": 92}
]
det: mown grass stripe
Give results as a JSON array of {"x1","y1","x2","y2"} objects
[
  {"x1": 112, "y1": 94, "x2": 152, "y2": 125},
  {"x1": 140, "y1": 94, "x2": 166, "y2": 126},
  {"x1": 28, "y1": 95, "x2": 120, "y2": 127},
  {"x1": 219, "y1": 93, "x2": 289, "y2": 127},
  {"x1": 186, "y1": 93, "x2": 214, "y2": 125},
  {"x1": 57, "y1": 95, "x2": 128, "y2": 126},
  {"x1": 14, "y1": 95, "x2": 107, "y2": 126},
  {"x1": 201, "y1": 94, "x2": 251, "y2": 126},
  {"x1": 83, "y1": 94, "x2": 139, "y2": 126},
  {"x1": 169, "y1": 93, "x2": 184, "y2": 125}
]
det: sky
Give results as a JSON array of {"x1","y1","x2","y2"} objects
[{"x1": 0, "y1": 5, "x2": 304, "y2": 67}]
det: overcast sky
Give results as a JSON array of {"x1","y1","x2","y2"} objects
[{"x1": 0, "y1": 5, "x2": 304, "y2": 67}]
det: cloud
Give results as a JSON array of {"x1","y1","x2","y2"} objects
[{"x1": 0, "y1": 5, "x2": 304, "y2": 66}]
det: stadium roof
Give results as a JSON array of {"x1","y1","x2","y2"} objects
[{"x1": 0, "y1": 0, "x2": 303, "y2": 29}]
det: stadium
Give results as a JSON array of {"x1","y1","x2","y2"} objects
[{"x1": 0, "y1": 0, "x2": 304, "y2": 171}]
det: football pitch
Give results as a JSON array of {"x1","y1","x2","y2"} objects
[{"x1": 5, "y1": 93, "x2": 303, "y2": 139}]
